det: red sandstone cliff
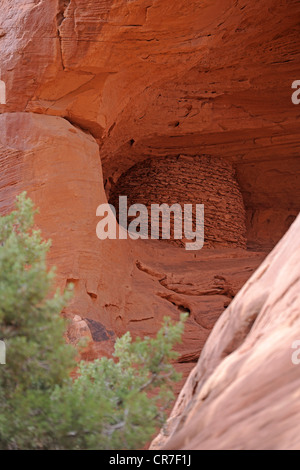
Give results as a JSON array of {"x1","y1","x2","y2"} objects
[
  {"x1": 0, "y1": 0, "x2": 300, "y2": 448},
  {"x1": 152, "y1": 214, "x2": 300, "y2": 450}
]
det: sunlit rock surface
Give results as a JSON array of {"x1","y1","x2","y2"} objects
[{"x1": 0, "y1": 0, "x2": 299, "y2": 423}]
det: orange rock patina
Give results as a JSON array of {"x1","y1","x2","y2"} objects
[{"x1": 0, "y1": 0, "x2": 300, "y2": 449}]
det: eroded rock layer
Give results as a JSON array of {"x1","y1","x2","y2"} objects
[
  {"x1": 151, "y1": 215, "x2": 300, "y2": 450},
  {"x1": 0, "y1": 0, "x2": 300, "y2": 441}
]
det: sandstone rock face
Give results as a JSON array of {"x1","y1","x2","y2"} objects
[
  {"x1": 0, "y1": 112, "x2": 264, "y2": 377},
  {"x1": 0, "y1": 0, "x2": 298, "y2": 248},
  {"x1": 151, "y1": 215, "x2": 300, "y2": 450},
  {"x1": 0, "y1": 112, "x2": 127, "y2": 360},
  {"x1": 0, "y1": 0, "x2": 299, "y2": 423}
]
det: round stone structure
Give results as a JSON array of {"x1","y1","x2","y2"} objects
[{"x1": 109, "y1": 155, "x2": 247, "y2": 249}]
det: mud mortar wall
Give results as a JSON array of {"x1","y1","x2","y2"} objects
[{"x1": 109, "y1": 155, "x2": 246, "y2": 248}]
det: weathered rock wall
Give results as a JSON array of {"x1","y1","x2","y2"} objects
[
  {"x1": 151, "y1": 214, "x2": 300, "y2": 450},
  {"x1": 1, "y1": 0, "x2": 299, "y2": 249},
  {"x1": 0, "y1": 0, "x2": 299, "y2": 417}
]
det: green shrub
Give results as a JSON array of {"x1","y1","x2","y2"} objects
[{"x1": 0, "y1": 193, "x2": 186, "y2": 450}]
